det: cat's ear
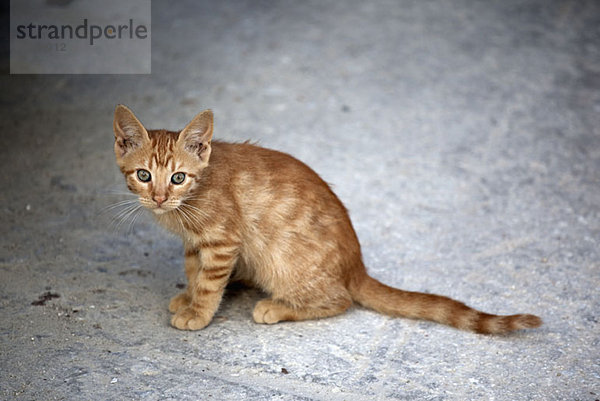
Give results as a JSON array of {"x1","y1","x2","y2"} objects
[
  {"x1": 178, "y1": 109, "x2": 213, "y2": 164},
  {"x1": 113, "y1": 104, "x2": 150, "y2": 159}
]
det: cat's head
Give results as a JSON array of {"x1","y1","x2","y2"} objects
[{"x1": 113, "y1": 104, "x2": 213, "y2": 214}]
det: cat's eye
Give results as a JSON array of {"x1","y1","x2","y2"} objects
[
  {"x1": 171, "y1": 172, "x2": 186, "y2": 185},
  {"x1": 137, "y1": 169, "x2": 151, "y2": 182}
]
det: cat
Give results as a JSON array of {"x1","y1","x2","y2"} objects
[{"x1": 113, "y1": 104, "x2": 542, "y2": 334}]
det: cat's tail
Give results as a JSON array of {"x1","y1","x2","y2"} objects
[{"x1": 350, "y1": 274, "x2": 542, "y2": 334}]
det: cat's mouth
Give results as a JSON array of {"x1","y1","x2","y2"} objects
[
  {"x1": 138, "y1": 197, "x2": 181, "y2": 214},
  {"x1": 151, "y1": 203, "x2": 180, "y2": 214},
  {"x1": 149, "y1": 200, "x2": 181, "y2": 215}
]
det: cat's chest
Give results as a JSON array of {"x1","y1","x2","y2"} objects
[
  {"x1": 155, "y1": 210, "x2": 225, "y2": 245},
  {"x1": 155, "y1": 213, "x2": 193, "y2": 238}
]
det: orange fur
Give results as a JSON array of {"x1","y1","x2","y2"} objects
[{"x1": 113, "y1": 105, "x2": 542, "y2": 334}]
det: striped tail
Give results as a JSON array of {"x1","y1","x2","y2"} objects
[{"x1": 350, "y1": 274, "x2": 542, "y2": 334}]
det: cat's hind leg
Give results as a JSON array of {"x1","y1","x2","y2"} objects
[{"x1": 252, "y1": 294, "x2": 352, "y2": 324}]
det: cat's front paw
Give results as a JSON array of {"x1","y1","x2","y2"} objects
[
  {"x1": 171, "y1": 306, "x2": 211, "y2": 330},
  {"x1": 168, "y1": 292, "x2": 190, "y2": 313}
]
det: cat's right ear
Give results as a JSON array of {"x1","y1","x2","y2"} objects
[{"x1": 113, "y1": 104, "x2": 150, "y2": 159}]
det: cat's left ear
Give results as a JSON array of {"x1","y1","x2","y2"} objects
[{"x1": 178, "y1": 109, "x2": 213, "y2": 164}]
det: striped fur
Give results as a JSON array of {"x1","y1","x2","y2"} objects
[{"x1": 113, "y1": 105, "x2": 542, "y2": 334}]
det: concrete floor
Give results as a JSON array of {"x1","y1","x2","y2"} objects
[{"x1": 1, "y1": 0, "x2": 599, "y2": 399}]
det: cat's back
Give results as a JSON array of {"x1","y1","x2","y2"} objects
[
  {"x1": 208, "y1": 140, "x2": 350, "y2": 225},
  {"x1": 210, "y1": 140, "x2": 331, "y2": 190}
]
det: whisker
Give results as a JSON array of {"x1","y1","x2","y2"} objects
[
  {"x1": 173, "y1": 208, "x2": 186, "y2": 230},
  {"x1": 108, "y1": 203, "x2": 141, "y2": 234},
  {"x1": 180, "y1": 195, "x2": 210, "y2": 204},
  {"x1": 126, "y1": 206, "x2": 145, "y2": 235},
  {"x1": 180, "y1": 202, "x2": 211, "y2": 220},
  {"x1": 107, "y1": 204, "x2": 136, "y2": 227},
  {"x1": 180, "y1": 204, "x2": 205, "y2": 227},
  {"x1": 108, "y1": 208, "x2": 133, "y2": 232},
  {"x1": 96, "y1": 187, "x2": 139, "y2": 197},
  {"x1": 179, "y1": 204, "x2": 209, "y2": 225},
  {"x1": 99, "y1": 199, "x2": 139, "y2": 215},
  {"x1": 174, "y1": 207, "x2": 191, "y2": 228},
  {"x1": 115, "y1": 204, "x2": 143, "y2": 234}
]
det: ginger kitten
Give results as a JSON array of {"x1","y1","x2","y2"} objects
[{"x1": 113, "y1": 105, "x2": 542, "y2": 334}]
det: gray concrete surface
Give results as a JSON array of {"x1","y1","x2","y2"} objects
[{"x1": 1, "y1": 0, "x2": 599, "y2": 399}]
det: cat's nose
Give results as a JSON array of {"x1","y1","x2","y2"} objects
[{"x1": 153, "y1": 194, "x2": 167, "y2": 207}]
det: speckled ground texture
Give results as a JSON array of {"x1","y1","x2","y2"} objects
[{"x1": 1, "y1": 0, "x2": 599, "y2": 400}]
